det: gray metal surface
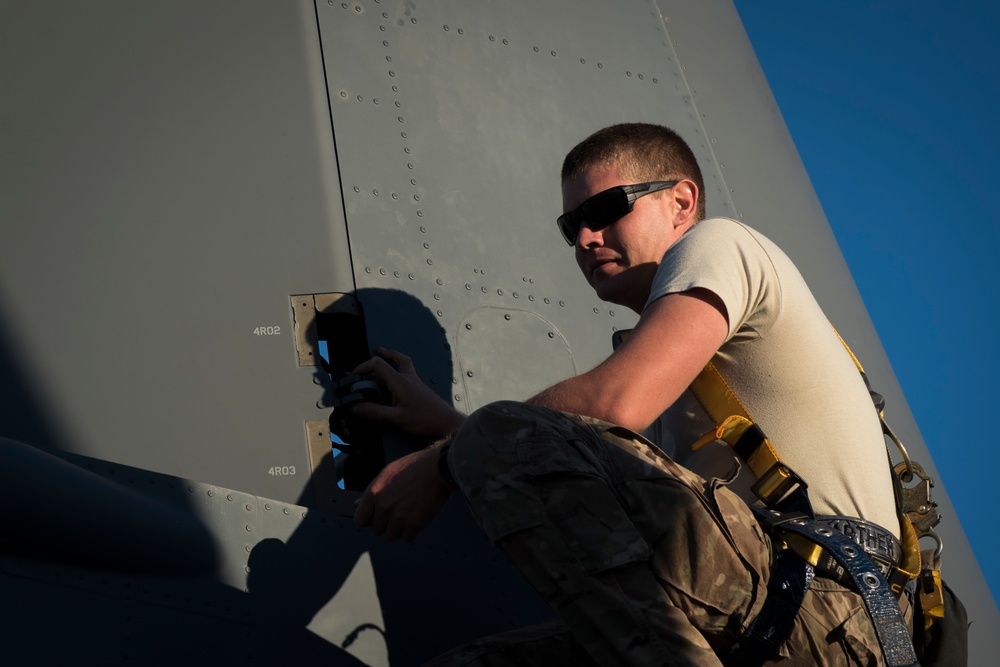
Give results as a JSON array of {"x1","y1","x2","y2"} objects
[
  {"x1": 0, "y1": 0, "x2": 353, "y2": 501},
  {"x1": 1, "y1": 0, "x2": 996, "y2": 663}
]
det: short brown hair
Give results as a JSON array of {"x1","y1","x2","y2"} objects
[{"x1": 561, "y1": 123, "x2": 706, "y2": 220}]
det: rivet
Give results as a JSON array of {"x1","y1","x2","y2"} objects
[
  {"x1": 559, "y1": 300, "x2": 565, "y2": 307},
  {"x1": 207, "y1": 490, "x2": 214, "y2": 497},
  {"x1": 340, "y1": 91, "x2": 348, "y2": 98},
  {"x1": 512, "y1": 292, "x2": 519, "y2": 298},
  {"x1": 354, "y1": 4, "x2": 361, "y2": 11},
  {"x1": 373, "y1": 189, "x2": 379, "y2": 196},
  {"x1": 465, "y1": 284, "x2": 472, "y2": 290},
  {"x1": 392, "y1": 85, "x2": 398, "y2": 92},
  {"x1": 458, "y1": 28, "x2": 464, "y2": 35},
  {"x1": 416, "y1": 210, "x2": 424, "y2": 217},
  {"x1": 502, "y1": 38, "x2": 509, "y2": 45},
  {"x1": 466, "y1": 371, "x2": 474, "y2": 377},
  {"x1": 436, "y1": 310, "x2": 444, "y2": 317},
  {"x1": 544, "y1": 297, "x2": 550, "y2": 304},
  {"x1": 597, "y1": 62, "x2": 604, "y2": 69},
  {"x1": 580, "y1": 58, "x2": 586, "y2": 64},
  {"x1": 246, "y1": 525, "x2": 253, "y2": 532},
  {"x1": 504, "y1": 314, "x2": 511, "y2": 320},
  {"x1": 380, "y1": 24, "x2": 386, "y2": 31},
  {"x1": 652, "y1": 78, "x2": 658, "y2": 83},
  {"x1": 373, "y1": 98, "x2": 380, "y2": 105},
  {"x1": 386, "y1": 55, "x2": 393, "y2": 62},
  {"x1": 593, "y1": 307, "x2": 600, "y2": 314},
  {"x1": 444, "y1": 25, "x2": 450, "y2": 31},
  {"x1": 609, "y1": 310, "x2": 615, "y2": 316},
  {"x1": 264, "y1": 504, "x2": 272, "y2": 511},
  {"x1": 382, "y1": 11, "x2": 388, "y2": 18},
  {"x1": 426, "y1": 258, "x2": 433, "y2": 265},
  {"x1": 481, "y1": 287, "x2": 488, "y2": 293},
  {"x1": 414, "y1": 194, "x2": 421, "y2": 201},
  {"x1": 353, "y1": 186, "x2": 360, "y2": 192},
  {"x1": 550, "y1": 50, "x2": 556, "y2": 57},
  {"x1": 365, "y1": 267, "x2": 372, "y2": 273},
  {"x1": 455, "y1": 395, "x2": 462, "y2": 402},
  {"x1": 246, "y1": 504, "x2": 253, "y2": 511},
  {"x1": 489, "y1": 35, "x2": 495, "y2": 42},
  {"x1": 412, "y1": 18, "x2": 417, "y2": 24},
  {"x1": 434, "y1": 293, "x2": 440, "y2": 300},
  {"x1": 394, "y1": 271, "x2": 401, "y2": 277},
  {"x1": 528, "y1": 295, "x2": 535, "y2": 301},
  {"x1": 379, "y1": 268, "x2": 387, "y2": 275},
  {"x1": 408, "y1": 273, "x2": 415, "y2": 280},
  {"x1": 419, "y1": 226, "x2": 427, "y2": 233},
  {"x1": 533, "y1": 46, "x2": 539, "y2": 52},
  {"x1": 357, "y1": 95, "x2": 363, "y2": 102},
  {"x1": 398, "y1": 116, "x2": 405, "y2": 123},
  {"x1": 407, "y1": 163, "x2": 415, "y2": 169},
  {"x1": 391, "y1": 192, "x2": 398, "y2": 199},
  {"x1": 497, "y1": 289, "x2": 504, "y2": 296},
  {"x1": 283, "y1": 508, "x2": 290, "y2": 515},
  {"x1": 388, "y1": 70, "x2": 395, "y2": 77},
  {"x1": 638, "y1": 73, "x2": 644, "y2": 80},
  {"x1": 410, "y1": 178, "x2": 417, "y2": 185},
  {"x1": 627, "y1": 71, "x2": 632, "y2": 77},
  {"x1": 435, "y1": 278, "x2": 443, "y2": 285},
  {"x1": 227, "y1": 494, "x2": 234, "y2": 501},
  {"x1": 548, "y1": 332, "x2": 555, "y2": 338},
  {"x1": 466, "y1": 323, "x2": 472, "y2": 330},
  {"x1": 383, "y1": 40, "x2": 389, "y2": 46}
]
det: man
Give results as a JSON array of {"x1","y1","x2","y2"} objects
[{"x1": 351, "y1": 123, "x2": 908, "y2": 665}]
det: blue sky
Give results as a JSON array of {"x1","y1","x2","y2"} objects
[{"x1": 732, "y1": 1, "x2": 1000, "y2": 603}]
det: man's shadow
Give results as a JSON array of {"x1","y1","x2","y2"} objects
[{"x1": 247, "y1": 288, "x2": 552, "y2": 665}]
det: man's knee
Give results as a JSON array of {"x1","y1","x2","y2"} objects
[{"x1": 449, "y1": 400, "x2": 564, "y2": 484}]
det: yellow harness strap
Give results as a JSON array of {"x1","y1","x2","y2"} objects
[
  {"x1": 689, "y1": 362, "x2": 779, "y2": 475},
  {"x1": 686, "y1": 338, "x2": 921, "y2": 591}
]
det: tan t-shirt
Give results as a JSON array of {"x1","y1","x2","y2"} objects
[{"x1": 643, "y1": 217, "x2": 899, "y2": 537}]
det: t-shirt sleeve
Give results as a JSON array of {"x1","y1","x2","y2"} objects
[{"x1": 644, "y1": 218, "x2": 782, "y2": 342}]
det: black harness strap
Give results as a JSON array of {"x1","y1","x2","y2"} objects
[{"x1": 749, "y1": 510, "x2": 920, "y2": 667}]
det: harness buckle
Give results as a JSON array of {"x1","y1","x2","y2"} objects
[{"x1": 751, "y1": 462, "x2": 808, "y2": 509}]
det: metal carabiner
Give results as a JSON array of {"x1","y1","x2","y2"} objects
[{"x1": 893, "y1": 460, "x2": 942, "y2": 538}]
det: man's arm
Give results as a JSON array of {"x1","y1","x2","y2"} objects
[
  {"x1": 351, "y1": 288, "x2": 727, "y2": 540},
  {"x1": 528, "y1": 289, "x2": 729, "y2": 432}
]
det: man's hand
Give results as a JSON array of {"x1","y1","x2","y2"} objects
[
  {"x1": 350, "y1": 348, "x2": 466, "y2": 438},
  {"x1": 354, "y1": 445, "x2": 454, "y2": 542}
]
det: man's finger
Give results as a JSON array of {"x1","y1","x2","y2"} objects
[
  {"x1": 376, "y1": 347, "x2": 416, "y2": 375},
  {"x1": 354, "y1": 487, "x2": 375, "y2": 527},
  {"x1": 350, "y1": 401, "x2": 398, "y2": 424}
]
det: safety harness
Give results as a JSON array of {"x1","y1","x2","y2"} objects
[{"x1": 682, "y1": 332, "x2": 944, "y2": 666}]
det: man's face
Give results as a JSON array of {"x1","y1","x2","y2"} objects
[{"x1": 562, "y1": 164, "x2": 681, "y2": 313}]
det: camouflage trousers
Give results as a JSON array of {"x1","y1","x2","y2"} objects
[{"x1": 427, "y1": 401, "x2": 910, "y2": 666}]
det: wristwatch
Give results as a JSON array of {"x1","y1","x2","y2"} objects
[{"x1": 437, "y1": 442, "x2": 457, "y2": 487}]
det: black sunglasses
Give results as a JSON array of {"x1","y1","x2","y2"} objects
[{"x1": 557, "y1": 181, "x2": 678, "y2": 246}]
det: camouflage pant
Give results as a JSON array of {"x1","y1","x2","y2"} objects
[{"x1": 427, "y1": 401, "x2": 909, "y2": 666}]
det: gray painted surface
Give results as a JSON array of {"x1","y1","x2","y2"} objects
[{"x1": 1, "y1": 0, "x2": 995, "y2": 663}]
